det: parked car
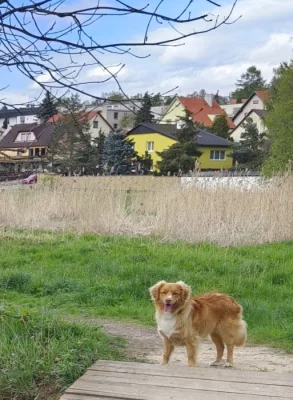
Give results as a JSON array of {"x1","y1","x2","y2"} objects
[{"x1": 23, "y1": 174, "x2": 37, "y2": 184}]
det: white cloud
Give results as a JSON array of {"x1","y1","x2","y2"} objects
[{"x1": 87, "y1": 65, "x2": 129, "y2": 79}]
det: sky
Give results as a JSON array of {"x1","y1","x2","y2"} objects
[{"x1": 1, "y1": 0, "x2": 293, "y2": 105}]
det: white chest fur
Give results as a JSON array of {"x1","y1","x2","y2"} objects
[{"x1": 157, "y1": 312, "x2": 177, "y2": 339}]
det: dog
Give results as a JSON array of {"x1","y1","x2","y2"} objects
[{"x1": 149, "y1": 280, "x2": 247, "y2": 368}]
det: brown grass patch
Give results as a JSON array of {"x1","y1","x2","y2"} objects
[{"x1": 0, "y1": 175, "x2": 292, "y2": 246}]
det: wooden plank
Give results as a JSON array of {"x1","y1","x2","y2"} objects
[
  {"x1": 65, "y1": 382, "x2": 293, "y2": 400},
  {"x1": 74, "y1": 372, "x2": 293, "y2": 398},
  {"x1": 61, "y1": 396, "x2": 128, "y2": 400},
  {"x1": 89, "y1": 361, "x2": 293, "y2": 387}
]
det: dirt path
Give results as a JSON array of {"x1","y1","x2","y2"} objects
[{"x1": 81, "y1": 318, "x2": 293, "y2": 374}]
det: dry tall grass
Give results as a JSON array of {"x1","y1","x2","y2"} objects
[{"x1": 0, "y1": 175, "x2": 292, "y2": 246}]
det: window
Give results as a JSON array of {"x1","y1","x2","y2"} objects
[
  {"x1": 29, "y1": 149, "x2": 33, "y2": 158},
  {"x1": 20, "y1": 116, "x2": 25, "y2": 123},
  {"x1": 146, "y1": 141, "x2": 154, "y2": 152},
  {"x1": 132, "y1": 106, "x2": 136, "y2": 111},
  {"x1": 17, "y1": 150, "x2": 23, "y2": 156},
  {"x1": 124, "y1": 112, "x2": 128, "y2": 117},
  {"x1": 93, "y1": 121, "x2": 99, "y2": 129},
  {"x1": 210, "y1": 150, "x2": 225, "y2": 160},
  {"x1": 21, "y1": 133, "x2": 27, "y2": 142},
  {"x1": 113, "y1": 123, "x2": 118, "y2": 129},
  {"x1": 253, "y1": 100, "x2": 259, "y2": 104},
  {"x1": 41, "y1": 148, "x2": 46, "y2": 156},
  {"x1": 232, "y1": 108, "x2": 239, "y2": 115},
  {"x1": 35, "y1": 148, "x2": 40, "y2": 157},
  {"x1": 114, "y1": 112, "x2": 118, "y2": 119}
]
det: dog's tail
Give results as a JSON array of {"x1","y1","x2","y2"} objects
[{"x1": 235, "y1": 319, "x2": 247, "y2": 347}]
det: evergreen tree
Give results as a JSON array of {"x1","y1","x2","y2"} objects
[
  {"x1": 262, "y1": 62, "x2": 293, "y2": 176},
  {"x1": 211, "y1": 114, "x2": 230, "y2": 139},
  {"x1": 232, "y1": 118, "x2": 267, "y2": 170},
  {"x1": 102, "y1": 132, "x2": 136, "y2": 175},
  {"x1": 38, "y1": 91, "x2": 58, "y2": 122},
  {"x1": 134, "y1": 92, "x2": 153, "y2": 124},
  {"x1": 231, "y1": 66, "x2": 267, "y2": 100},
  {"x1": 2, "y1": 117, "x2": 8, "y2": 129},
  {"x1": 47, "y1": 94, "x2": 91, "y2": 174},
  {"x1": 157, "y1": 109, "x2": 202, "y2": 175}
]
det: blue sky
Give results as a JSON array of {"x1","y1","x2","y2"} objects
[{"x1": 1, "y1": 0, "x2": 293, "y2": 105}]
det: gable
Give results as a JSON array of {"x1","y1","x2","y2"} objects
[{"x1": 15, "y1": 131, "x2": 36, "y2": 143}]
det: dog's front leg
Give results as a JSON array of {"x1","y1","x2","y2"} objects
[
  {"x1": 161, "y1": 337, "x2": 174, "y2": 365},
  {"x1": 185, "y1": 338, "x2": 199, "y2": 367}
]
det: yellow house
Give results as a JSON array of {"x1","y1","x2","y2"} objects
[{"x1": 127, "y1": 123, "x2": 233, "y2": 171}]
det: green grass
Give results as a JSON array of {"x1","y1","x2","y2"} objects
[{"x1": 0, "y1": 231, "x2": 293, "y2": 398}]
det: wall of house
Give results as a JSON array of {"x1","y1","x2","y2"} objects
[
  {"x1": 233, "y1": 94, "x2": 264, "y2": 126},
  {"x1": 231, "y1": 112, "x2": 267, "y2": 142},
  {"x1": 128, "y1": 131, "x2": 232, "y2": 171},
  {"x1": 159, "y1": 99, "x2": 185, "y2": 124},
  {"x1": 198, "y1": 147, "x2": 233, "y2": 170},
  {"x1": 89, "y1": 115, "x2": 112, "y2": 137},
  {"x1": 127, "y1": 132, "x2": 176, "y2": 170},
  {"x1": 0, "y1": 115, "x2": 38, "y2": 128},
  {"x1": 220, "y1": 104, "x2": 242, "y2": 118},
  {"x1": 0, "y1": 147, "x2": 46, "y2": 160}
]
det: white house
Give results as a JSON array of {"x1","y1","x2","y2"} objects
[
  {"x1": 231, "y1": 109, "x2": 267, "y2": 142},
  {"x1": 232, "y1": 91, "x2": 266, "y2": 127},
  {"x1": 0, "y1": 107, "x2": 39, "y2": 129}
]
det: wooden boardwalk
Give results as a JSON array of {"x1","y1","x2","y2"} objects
[{"x1": 61, "y1": 360, "x2": 293, "y2": 400}]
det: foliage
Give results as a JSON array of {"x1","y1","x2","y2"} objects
[
  {"x1": 0, "y1": 303, "x2": 123, "y2": 399},
  {"x1": 137, "y1": 151, "x2": 153, "y2": 174},
  {"x1": 101, "y1": 91, "x2": 124, "y2": 101},
  {"x1": 211, "y1": 114, "x2": 231, "y2": 139},
  {"x1": 231, "y1": 66, "x2": 267, "y2": 100},
  {"x1": 47, "y1": 94, "x2": 92, "y2": 174},
  {"x1": 120, "y1": 113, "x2": 136, "y2": 129},
  {"x1": 263, "y1": 62, "x2": 293, "y2": 176},
  {"x1": 232, "y1": 118, "x2": 268, "y2": 170},
  {"x1": 134, "y1": 92, "x2": 153, "y2": 124},
  {"x1": 102, "y1": 131, "x2": 137, "y2": 175},
  {"x1": 157, "y1": 109, "x2": 202, "y2": 174},
  {"x1": 37, "y1": 92, "x2": 58, "y2": 122}
]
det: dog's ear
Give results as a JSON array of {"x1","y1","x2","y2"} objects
[
  {"x1": 177, "y1": 281, "x2": 191, "y2": 302},
  {"x1": 149, "y1": 280, "x2": 166, "y2": 301}
]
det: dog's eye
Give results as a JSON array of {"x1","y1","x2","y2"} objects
[
  {"x1": 161, "y1": 291, "x2": 167, "y2": 295},
  {"x1": 173, "y1": 292, "x2": 179, "y2": 295}
]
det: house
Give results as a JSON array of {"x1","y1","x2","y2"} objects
[
  {"x1": 93, "y1": 101, "x2": 142, "y2": 130},
  {"x1": 0, "y1": 106, "x2": 40, "y2": 129},
  {"x1": 231, "y1": 109, "x2": 267, "y2": 142},
  {"x1": 47, "y1": 110, "x2": 113, "y2": 136},
  {"x1": 232, "y1": 91, "x2": 267, "y2": 127},
  {"x1": 159, "y1": 95, "x2": 235, "y2": 129},
  {"x1": 126, "y1": 123, "x2": 232, "y2": 171},
  {"x1": 0, "y1": 123, "x2": 54, "y2": 169},
  {"x1": 220, "y1": 103, "x2": 243, "y2": 119}
]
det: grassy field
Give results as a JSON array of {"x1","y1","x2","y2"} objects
[
  {"x1": 0, "y1": 175, "x2": 292, "y2": 245},
  {"x1": 1, "y1": 230, "x2": 293, "y2": 399}
]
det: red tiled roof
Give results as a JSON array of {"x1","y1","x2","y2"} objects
[
  {"x1": 255, "y1": 90, "x2": 267, "y2": 101},
  {"x1": 178, "y1": 97, "x2": 235, "y2": 129}
]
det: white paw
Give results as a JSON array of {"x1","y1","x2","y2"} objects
[{"x1": 210, "y1": 360, "x2": 225, "y2": 367}]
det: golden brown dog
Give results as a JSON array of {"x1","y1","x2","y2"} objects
[{"x1": 149, "y1": 281, "x2": 247, "y2": 368}]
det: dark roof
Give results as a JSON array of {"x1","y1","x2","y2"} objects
[
  {"x1": 252, "y1": 109, "x2": 267, "y2": 118},
  {"x1": 0, "y1": 123, "x2": 54, "y2": 149},
  {"x1": 127, "y1": 123, "x2": 231, "y2": 147},
  {"x1": 0, "y1": 107, "x2": 40, "y2": 119}
]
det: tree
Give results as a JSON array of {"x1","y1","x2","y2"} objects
[
  {"x1": 231, "y1": 66, "x2": 267, "y2": 100},
  {"x1": 211, "y1": 114, "x2": 231, "y2": 139},
  {"x1": 150, "y1": 93, "x2": 162, "y2": 107},
  {"x1": 0, "y1": 1, "x2": 237, "y2": 108},
  {"x1": 262, "y1": 62, "x2": 293, "y2": 176},
  {"x1": 266, "y1": 61, "x2": 293, "y2": 111},
  {"x1": 134, "y1": 93, "x2": 153, "y2": 124},
  {"x1": 101, "y1": 92, "x2": 124, "y2": 101},
  {"x1": 232, "y1": 118, "x2": 267, "y2": 170},
  {"x1": 37, "y1": 92, "x2": 58, "y2": 122},
  {"x1": 2, "y1": 118, "x2": 8, "y2": 129},
  {"x1": 47, "y1": 94, "x2": 91, "y2": 174},
  {"x1": 120, "y1": 114, "x2": 136, "y2": 129},
  {"x1": 102, "y1": 132, "x2": 136, "y2": 175},
  {"x1": 157, "y1": 109, "x2": 202, "y2": 175}
]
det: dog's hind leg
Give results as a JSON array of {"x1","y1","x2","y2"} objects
[
  {"x1": 161, "y1": 337, "x2": 174, "y2": 365},
  {"x1": 210, "y1": 333, "x2": 225, "y2": 367},
  {"x1": 224, "y1": 343, "x2": 234, "y2": 368}
]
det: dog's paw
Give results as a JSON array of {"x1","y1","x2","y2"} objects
[
  {"x1": 223, "y1": 362, "x2": 234, "y2": 368},
  {"x1": 210, "y1": 360, "x2": 225, "y2": 367}
]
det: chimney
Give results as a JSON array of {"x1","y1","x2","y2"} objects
[{"x1": 204, "y1": 93, "x2": 214, "y2": 107}]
